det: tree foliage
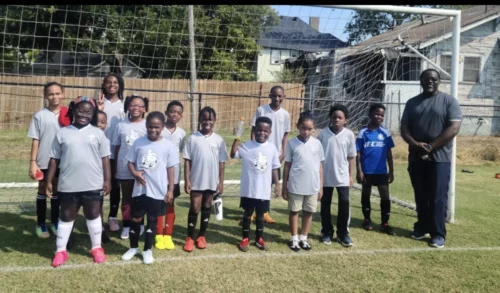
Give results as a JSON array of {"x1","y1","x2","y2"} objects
[{"x1": 0, "y1": 5, "x2": 280, "y2": 80}]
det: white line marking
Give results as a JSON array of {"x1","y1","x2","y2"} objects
[{"x1": 1, "y1": 246, "x2": 500, "y2": 273}]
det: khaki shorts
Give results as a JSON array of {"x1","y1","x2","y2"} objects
[{"x1": 288, "y1": 192, "x2": 318, "y2": 213}]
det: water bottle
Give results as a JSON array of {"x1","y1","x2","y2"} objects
[
  {"x1": 213, "y1": 194, "x2": 223, "y2": 221},
  {"x1": 234, "y1": 116, "x2": 245, "y2": 137}
]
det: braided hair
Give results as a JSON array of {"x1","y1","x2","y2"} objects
[
  {"x1": 102, "y1": 73, "x2": 125, "y2": 100},
  {"x1": 67, "y1": 97, "x2": 98, "y2": 126},
  {"x1": 124, "y1": 95, "x2": 149, "y2": 119}
]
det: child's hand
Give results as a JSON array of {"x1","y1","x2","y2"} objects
[
  {"x1": 282, "y1": 189, "x2": 288, "y2": 201},
  {"x1": 45, "y1": 182, "x2": 53, "y2": 199},
  {"x1": 97, "y1": 91, "x2": 105, "y2": 111},
  {"x1": 216, "y1": 183, "x2": 224, "y2": 196},
  {"x1": 318, "y1": 189, "x2": 323, "y2": 201},
  {"x1": 357, "y1": 171, "x2": 365, "y2": 184},
  {"x1": 165, "y1": 191, "x2": 174, "y2": 204},
  {"x1": 103, "y1": 180, "x2": 111, "y2": 196},
  {"x1": 184, "y1": 181, "x2": 191, "y2": 194},
  {"x1": 274, "y1": 183, "x2": 281, "y2": 198},
  {"x1": 133, "y1": 170, "x2": 146, "y2": 185},
  {"x1": 279, "y1": 153, "x2": 285, "y2": 164},
  {"x1": 29, "y1": 162, "x2": 40, "y2": 181},
  {"x1": 388, "y1": 171, "x2": 394, "y2": 184}
]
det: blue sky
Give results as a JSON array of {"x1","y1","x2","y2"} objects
[{"x1": 270, "y1": 5, "x2": 354, "y2": 42}]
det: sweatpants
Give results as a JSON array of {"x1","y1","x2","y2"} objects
[{"x1": 320, "y1": 186, "x2": 350, "y2": 238}]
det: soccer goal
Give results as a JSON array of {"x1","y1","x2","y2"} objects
[{"x1": 0, "y1": 5, "x2": 467, "y2": 224}]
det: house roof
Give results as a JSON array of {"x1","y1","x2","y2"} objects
[
  {"x1": 258, "y1": 16, "x2": 347, "y2": 52},
  {"x1": 338, "y1": 5, "x2": 500, "y2": 56}
]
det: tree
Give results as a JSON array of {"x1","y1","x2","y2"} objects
[
  {"x1": 270, "y1": 67, "x2": 304, "y2": 84},
  {"x1": 344, "y1": 5, "x2": 474, "y2": 46}
]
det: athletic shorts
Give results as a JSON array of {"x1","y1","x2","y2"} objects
[
  {"x1": 59, "y1": 190, "x2": 103, "y2": 205},
  {"x1": 131, "y1": 194, "x2": 166, "y2": 218},
  {"x1": 191, "y1": 189, "x2": 216, "y2": 196},
  {"x1": 41, "y1": 168, "x2": 60, "y2": 179},
  {"x1": 288, "y1": 192, "x2": 318, "y2": 213},
  {"x1": 239, "y1": 197, "x2": 270, "y2": 214},
  {"x1": 363, "y1": 174, "x2": 389, "y2": 187}
]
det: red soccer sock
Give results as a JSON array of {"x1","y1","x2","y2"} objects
[
  {"x1": 156, "y1": 216, "x2": 165, "y2": 235},
  {"x1": 165, "y1": 206, "x2": 175, "y2": 235}
]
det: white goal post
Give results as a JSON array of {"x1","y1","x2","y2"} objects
[{"x1": 314, "y1": 5, "x2": 461, "y2": 224}]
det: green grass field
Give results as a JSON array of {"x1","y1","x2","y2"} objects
[{"x1": 1, "y1": 129, "x2": 500, "y2": 291}]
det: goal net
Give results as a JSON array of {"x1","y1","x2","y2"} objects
[{"x1": 1, "y1": 5, "x2": 499, "y2": 217}]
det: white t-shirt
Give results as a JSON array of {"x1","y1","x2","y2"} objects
[
  {"x1": 50, "y1": 124, "x2": 111, "y2": 192},
  {"x1": 251, "y1": 104, "x2": 291, "y2": 152},
  {"x1": 285, "y1": 136, "x2": 325, "y2": 195},
  {"x1": 235, "y1": 140, "x2": 281, "y2": 200},
  {"x1": 103, "y1": 98, "x2": 125, "y2": 160},
  {"x1": 27, "y1": 108, "x2": 62, "y2": 169},
  {"x1": 126, "y1": 136, "x2": 179, "y2": 200},
  {"x1": 161, "y1": 126, "x2": 186, "y2": 184},
  {"x1": 317, "y1": 127, "x2": 357, "y2": 187},
  {"x1": 112, "y1": 119, "x2": 147, "y2": 180},
  {"x1": 183, "y1": 131, "x2": 228, "y2": 191}
]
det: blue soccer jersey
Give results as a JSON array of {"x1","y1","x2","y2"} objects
[{"x1": 356, "y1": 127, "x2": 395, "y2": 174}]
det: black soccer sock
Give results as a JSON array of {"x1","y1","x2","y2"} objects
[
  {"x1": 242, "y1": 215, "x2": 251, "y2": 239},
  {"x1": 144, "y1": 217, "x2": 156, "y2": 251},
  {"x1": 198, "y1": 207, "x2": 211, "y2": 237},
  {"x1": 50, "y1": 194, "x2": 60, "y2": 224},
  {"x1": 36, "y1": 194, "x2": 47, "y2": 226},
  {"x1": 361, "y1": 192, "x2": 371, "y2": 220},
  {"x1": 381, "y1": 199, "x2": 391, "y2": 225},
  {"x1": 187, "y1": 211, "x2": 198, "y2": 239},
  {"x1": 129, "y1": 221, "x2": 141, "y2": 249},
  {"x1": 108, "y1": 184, "x2": 120, "y2": 218},
  {"x1": 255, "y1": 213, "x2": 264, "y2": 241},
  {"x1": 141, "y1": 217, "x2": 145, "y2": 226}
]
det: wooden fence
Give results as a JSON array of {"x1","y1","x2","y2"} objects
[{"x1": 0, "y1": 75, "x2": 304, "y2": 131}]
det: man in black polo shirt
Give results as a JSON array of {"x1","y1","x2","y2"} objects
[{"x1": 400, "y1": 69, "x2": 462, "y2": 248}]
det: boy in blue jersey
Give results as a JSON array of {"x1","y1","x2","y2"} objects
[{"x1": 356, "y1": 104, "x2": 395, "y2": 235}]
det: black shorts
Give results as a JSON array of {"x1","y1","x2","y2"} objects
[
  {"x1": 41, "y1": 168, "x2": 60, "y2": 179},
  {"x1": 173, "y1": 184, "x2": 180, "y2": 198},
  {"x1": 59, "y1": 190, "x2": 103, "y2": 205},
  {"x1": 240, "y1": 197, "x2": 270, "y2": 214},
  {"x1": 363, "y1": 174, "x2": 389, "y2": 187},
  {"x1": 191, "y1": 189, "x2": 217, "y2": 196},
  {"x1": 131, "y1": 194, "x2": 166, "y2": 218}
]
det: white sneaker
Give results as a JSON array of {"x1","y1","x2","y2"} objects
[
  {"x1": 121, "y1": 227, "x2": 130, "y2": 239},
  {"x1": 108, "y1": 217, "x2": 120, "y2": 232},
  {"x1": 121, "y1": 248, "x2": 140, "y2": 261},
  {"x1": 142, "y1": 249, "x2": 154, "y2": 264},
  {"x1": 140, "y1": 225, "x2": 144, "y2": 236}
]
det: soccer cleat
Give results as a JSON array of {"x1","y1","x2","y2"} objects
[
  {"x1": 263, "y1": 213, "x2": 276, "y2": 224},
  {"x1": 120, "y1": 227, "x2": 130, "y2": 239},
  {"x1": 338, "y1": 235, "x2": 353, "y2": 247},
  {"x1": 91, "y1": 247, "x2": 106, "y2": 263},
  {"x1": 411, "y1": 230, "x2": 427, "y2": 240},
  {"x1": 49, "y1": 222, "x2": 58, "y2": 235},
  {"x1": 288, "y1": 240, "x2": 300, "y2": 252},
  {"x1": 183, "y1": 237, "x2": 195, "y2": 252},
  {"x1": 196, "y1": 236, "x2": 207, "y2": 249},
  {"x1": 142, "y1": 249, "x2": 154, "y2": 264},
  {"x1": 239, "y1": 238, "x2": 250, "y2": 252},
  {"x1": 429, "y1": 236, "x2": 445, "y2": 249},
  {"x1": 155, "y1": 235, "x2": 166, "y2": 250},
  {"x1": 108, "y1": 217, "x2": 120, "y2": 232},
  {"x1": 254, "y1": 237, "x2": 268, "y2": 251},
  {"x1": 36, "y1": 224, "x2": 50, "y2": 239},
  {"x1": 52, "y1": 250, "x2": 69, "y2": 268},
  {"x1": 362, "y1": 219, "x2": 374, "y2": 231},
  {"x1": 380, "y1": 223, "x2": 396, "y2": 236},
  {"x1": 164, "y1": 235, "x2": 175, "y2": 250},
  {"x1": 299, "y1": 240, "x2": 312, "y2": 251},
  {"x1": 121, "y1": 248, "x2": 140, "y2": 261},
  {"x1": 140, "y1": 225, "x2": 145, "y2": 236},
  {"x1": 101, "y1": 230, "x2": 111, "y2": 244},
  {"x1": 321, "y1": 233, "x2": 332, "y2": 245}
]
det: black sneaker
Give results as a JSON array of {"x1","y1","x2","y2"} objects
[
  {"x1": 299, "y1": 240, "x2": 312, "y2": 251},
  {"x1": 337, "y1": 235, "x2": 353, "y2": 247},
  {"x1": 288, "y1": 240, "x2": 300, "y2": 252},
  {"x1": 380, "y1": 223, "x2": 396, "y2": 236},
  {"x1": 101, "y1": 230, "x2": 111, "y2": 243},
  {"x1": 362, "y1": 219, "x2": 373, "y2": 231}
]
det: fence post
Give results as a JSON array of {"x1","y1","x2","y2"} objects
[
  {"x1": 188, "y1": 5, "x2": 197, "y2": 133},
  {"x1": 198, "y1": 93, "x2": 202, "y2": 131}
]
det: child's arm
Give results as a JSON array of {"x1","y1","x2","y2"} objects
[
  {"x1": 387, "y1": 149, "x2": 394, "y2": 184},
  {"x1": 217, "y1": 162, "x2": 225, "y2": 195},
  {"x1": 318, "y1": 163, "x2": 324, "y2": 201},
  {"x1": 272, "y1": 168, "x2": 280, "y2": 198},
  {"x1": 102, "y1": 156, "x2": 111, "y2": 195},
  {"x1": 230, "y1": 138, "x2": 241, "y2": 159},
  {"x1": 45, "y1": 158, "x2": 59, "y2": 198},
  {"x1": 282, "y1": 162, "x2": 291, "y2": 200},
  {"x1": 165, "y1": 166, "x2": 175, "y2": 204},
  {"x1": 280, "y1": 132, "x2": 289, "y2": 163},
  {"x1": 348, "y1": 156, "x2": 355, "y2": 188},
  {"x1": 356, "y1": 151, "x2": 364, "y2": 184},
  {"x1": 128, "y1": 161, "x2": 146, "y2": 185},
  {"x1": 29, "y1": 139, "x2": 40, "y2": 180},
  {"x1": 184, "y1": 159, "x2": 191, "y2": 194}
]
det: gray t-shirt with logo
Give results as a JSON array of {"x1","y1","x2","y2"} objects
[{"x1": 401, "y1": 91, "x2": 462, "y2": 162}]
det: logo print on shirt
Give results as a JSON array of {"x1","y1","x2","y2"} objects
[
  {"x1": 141, "y1": 149, "x2": 158, "y2": 169},
  {"x1": 126, "y1": 129, "x2": 140, "y2": 146},
  {"x1": 378, "y1": 133, "x2": 384, "y2": 141},
  {"x1": 88, "y1": 133, "x2": 97, "y2": 143},
  {"x1": 253, "y1": 152, "x2": 268, "y2": 172}
]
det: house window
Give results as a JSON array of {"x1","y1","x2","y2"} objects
[
  {"x1": 440, "y1": 55, "x2": 452, "y2": 80},
  {"x1": 463, "y1": 56, "x2": 480, "y2": 82},
  {"x1": 387, "y1": 56, "x2": 421, "y2": 81},
  {"x1": 270, "y1": 50, "x2": 281, "y2": 65}
]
